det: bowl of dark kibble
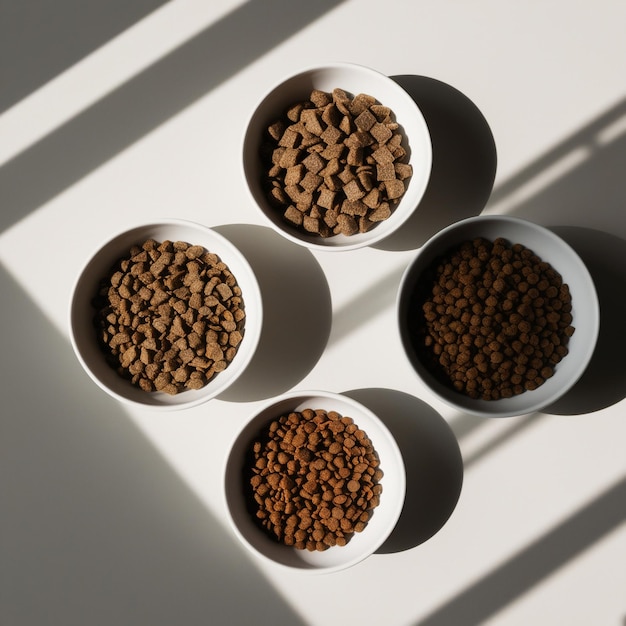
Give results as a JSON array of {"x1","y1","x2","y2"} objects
[
  {"x1": 69, "y1": 219, "x2": 262, "y2": 410},
  {"x1": 242, "y1": 63, "x2": 432, "y2": 251},
  {"x1": 224, "y1": 390, "x2": 406, "y2": 573},
  {"x1": 398, "y1": 215, "x2": 600, "y2": 418}
]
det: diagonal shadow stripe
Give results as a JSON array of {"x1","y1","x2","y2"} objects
[
  {"x1": 0, "y1": 0, "x2": 168, "y2": 114},
  {"x1": 489, "y1": 97, "x2": 626, "y2": 208},
  {"x1": 417, "y1": 476, "x2": 626, "y2": 626},
  {"x1": 0, "y1": 0, "x2": 345, "y2": 234},
  {"x1": 462, "y1": 413, "x2": 542, "y2": 467}
]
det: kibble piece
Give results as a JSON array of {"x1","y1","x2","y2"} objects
[
  {"x1": 320, "y1": 125, "x2": 343, "y2": 145},
  {"x1": 346, "y1": 146, "x2": 364, "y2": 167},
  {"x1": 300, "y1": 171, "x2": 323, "y2": 192},
  {"x1": 303, "y1": 215, "x2": 321, "y2": 234},
  {"x1": 362, "y1": 187, "x2": 381, "y2": 209},
  {"x1": 284, "y1": 164, "x2": 304, "y2": 186},
  {"x1": 385, "y1": 178, "x2": 406, "y2": 200},
  {"x1": 284, "y1": 205, "x2": 303, "y2": 226},
  {"x1": 370, "y1": 122, "x2": 393, "y2": 144},
  {"x1": 336, "y1": 213, "x2": 358, "y2": 236},
  {"x1": 310, "y1": 89, "x2": 331, "y2": 108},
  {"x1": 372, "y1": 145, "x2": 395, "y2": 165},
  {"x1": 317, "y1": 187, "x2": 337, "y2": 210},
  {"x1": 324, "y1": 208, "x2": 339, "y2": 228},
  {"x1": 354, "y1": 109, "x2": 377, "y2": 132},
  {"x1": 321, "y1": 144, "x2": 345, "y2": 161},
  {"x1": 267, "y1": 120, "x2": 285, "y2": 141},
  {"x1": 278, "y1": 127, "x2": 300, "y2": 148},
  {"x1": 369, "y1": 203, "x2": 392, "y2": 222},
  {"x1": 376, "y1": 162, "x2": 396, "y2": 182},
  {"x1": 343, "y1": 179, "x2": 365, "y2": 202},
  {"x1": 332, "y1": 87, "x2": 351, "y2": 112},
  {"x1": 299, "y1": 107, "x2": 321, "y2": 129},
  {"x1": 302, "y1": 152, "x2": 325, "y2": 174},
  {"x1": 350, "y1": 92, "x2": 376, "y2": 115},
  {"x1": 341, "y1": 199, "x2": 368, "y2": 217},
  {"x1": 394, "y1": 162, "x2": 413, "y2": 180}
]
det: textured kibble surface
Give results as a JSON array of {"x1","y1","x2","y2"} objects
[
  {"x1": 260, "y1": 88, "x2": 413, "y2": 237},
  {"x1": 408, "y1": 237, "x2": 575, "y2": 400},
  {"x1": 92, "y1": 238, "x2": 245, "y2": 394},
  {"x1": 245, "y1": 409, "x2": 383, "y2": 551}
]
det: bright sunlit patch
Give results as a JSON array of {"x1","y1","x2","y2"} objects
[
  {"x1": 595, "y1": 110, "x2": 626, "y2": 145},
  {"x1": 0, "y1": 0, "x2": 246, "y2": 167}
]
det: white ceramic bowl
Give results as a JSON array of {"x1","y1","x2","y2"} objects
[
  {"x1": 69, "y1": 219, "x2": 262, "y2": 410},
  {"x1": 397, "y1": 215, "x2": 600, "y2": 418},
  {"x1": 224, "y1": 390, "x2": 406, "y2": 573},
  {"x1": 242, "y1": 63, "x2": 432, "y2": 251}
]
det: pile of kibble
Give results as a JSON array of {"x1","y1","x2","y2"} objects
[
  {"x1": 92, "y1": 238, "x2": 245, "y2": 394},
  {"x1": 245, "y1": 408, "x2": 383, "y2": 551},
  {"x1": 408, "y1": 237, "x2": 575, "y2": 400},
  {"x1": 260, "y1": 88, "x2": 412, "y2": 237}
]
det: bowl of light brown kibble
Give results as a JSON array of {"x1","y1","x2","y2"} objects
[
  {"x1": 69, "y1": 219, "x2": 262, "y2": 410},
  {"x1": 224, "y1": 390, "x2": 406, "y2": 573},
  {"x1": 242, "y1": 63, "x2": 432, "y2": 251},
  {"x1": 398, "y1": 215, "x2": 600, "y2": 418}
]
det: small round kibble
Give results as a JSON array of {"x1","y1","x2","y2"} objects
[
  {"x1": 408, "y1": 237, "x2": 575, "y2": 400},
  {"x1": 92, "y1": 238, "x2": 245, "y2": 394},
  {"x1": 260, "y1": 88, "x2": 413, "y2": 238},
  {"x1": 245, "y1": 409, "x2": 383, "y2": 551}
]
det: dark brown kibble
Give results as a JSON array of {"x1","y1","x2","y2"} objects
[
  {"x1": 245, "y1": 409, "x2": 383, "y2": 551},
  {"x1": 411, "y1": 237, "x2": 574, "y2": 400}
]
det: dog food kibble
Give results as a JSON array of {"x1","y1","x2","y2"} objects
[
  {"x1": 246, "y1": 409, "x2": 383, "y2": 551},
  {"x1": 260, "y1": 88, "x2": 413, "y2": 237},
  {"x1": 409, "y1": 237, "x2": 575, "y2": 400},
  {"x1": 92, "y1": 238, "x2": 245, "y2": 394}
]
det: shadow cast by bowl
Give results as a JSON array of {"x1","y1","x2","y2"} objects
[
  {"x1": 543, "y1": 226, "x2": 626, "y2": 414},
  {"x1": 344, "y1": 388, "x2": 463, "y2": 553},
  {"x1": 215, "y1": 224, "x2": 332, "y2": 402},
  {"x1": 372, "y1": 75, "x2": 497, "y2": 252},
  {"x1": 0, "y1": 264, "x2": 306, "y2": 626}
]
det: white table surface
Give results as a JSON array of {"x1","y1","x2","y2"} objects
[{"x1": 2, "y1": 1, "x2": 625, "y2": 625}]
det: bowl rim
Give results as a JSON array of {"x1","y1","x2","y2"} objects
[
  {"x1": 68, "y1": 217, "x2": 263, "y2": 411},
  {"x1": 241, "y1": 61, "x2": 433, "y2": 252},
  {"x1": 397, "y1": 214, "x2": 600, "y2": 418},
  {"x1": 223, "y1": 389, "x2": 407, "y2": 573}
]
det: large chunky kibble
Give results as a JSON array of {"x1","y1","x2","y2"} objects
[
  {"x1": 261, "y1": 88, "x2": 412, "y2": 237},
  {"x1": 245, "y1": 409, "x2": 383, "y2": 551},
  {"x1": 92, "y1": 239, "x2": 245, "y2": 394},
  {"x1": 408, "y1": 237, "x2": 575, "y2": 400}
]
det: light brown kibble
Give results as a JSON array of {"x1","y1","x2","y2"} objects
[
  {"x1": 93, "y1": 238, "x2": 246, "y2": 395},
  {"x1": 261, "y1": 88, "x2": 412, "y2": 239}
]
